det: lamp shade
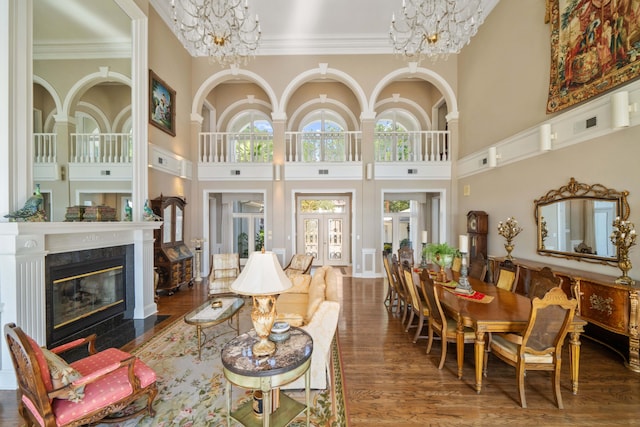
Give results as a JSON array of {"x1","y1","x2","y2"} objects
[{"x1": 230, "y1": 251, "x2": 292, "y2": 295}]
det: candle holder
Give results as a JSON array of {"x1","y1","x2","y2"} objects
[
  {"x1": 420, "y1": 242, "x2": 428, "y2": 268},
  {"x1": 611, "y1": 217, "x2": 636, "y2": 285},
  {"x1": 497, "y1": 217, "x2": 523, "y2": 260},
  {"x1": 454, "y1": 252, "x2": 474, "y2": 295}
]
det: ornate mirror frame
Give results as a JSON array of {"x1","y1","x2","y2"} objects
[{"x1": 534, "y1": 177, "x2": 630, "y2": 267}]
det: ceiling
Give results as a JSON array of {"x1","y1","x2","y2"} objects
[{"x1": 34, "y1": 0, "x2": 499, "y2": 58}]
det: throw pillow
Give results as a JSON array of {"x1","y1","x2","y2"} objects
[
  {"x1": 287, "y1": 274, "x2": 311, "y2": 293},
  {"x1": 41, "y1": 348, "x2": 85, "y2": 402}
]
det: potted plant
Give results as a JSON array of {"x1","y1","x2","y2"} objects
[{"x1": 423, "y1": 243, "x2": 460, "y2": 281}]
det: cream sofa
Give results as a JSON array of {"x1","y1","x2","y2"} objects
[{"x1": 276, "y1": 265, "x2": 340, "y2": 390}]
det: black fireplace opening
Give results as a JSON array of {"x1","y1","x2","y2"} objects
[{"x1": 46, "y1": 245, "x2": 134, "y2": 348}]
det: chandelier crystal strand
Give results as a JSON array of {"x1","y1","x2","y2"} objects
[
  {"x1": 390, "y1": 0, "x2": 484, "y2": 61},
  {"x1": 172, "y1": 0, "x2": 261, "y2": 67}
]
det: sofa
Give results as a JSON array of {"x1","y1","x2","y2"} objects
[{"x1": 276, "y1": 265, "x2": 340, "y2": 390}]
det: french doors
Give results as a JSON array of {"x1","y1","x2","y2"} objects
[{"x1": 297, "y1": 196, "x2": 350, "y2": 266}]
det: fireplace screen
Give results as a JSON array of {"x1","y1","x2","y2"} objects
[{"x1": 52, "y1": 266, "x2": 124, "y2": 330}]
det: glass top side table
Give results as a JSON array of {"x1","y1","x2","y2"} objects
[{"x1": 221, "y1": 327, "x2": 313, "y2": 427}]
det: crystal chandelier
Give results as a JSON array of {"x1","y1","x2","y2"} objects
[
  {"x1": 171, "y1": 0, "x2": 261, "y2": 67},
  {"x1": 390, "y1": 0, "x2": 484, "y2": 61}
]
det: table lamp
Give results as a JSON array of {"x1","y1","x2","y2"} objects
[{"x1": 230, "y1": 248, "x2": 292, "y2": 357}]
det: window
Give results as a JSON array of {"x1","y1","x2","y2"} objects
[
  {"x1": 228, "y1": 111, "x2": 273, "y2": 163},
  {"x1": 231, "y1": 199, "x2": 264, "y2": 258},
  {"x1": 300, "y1": 110, "x2": 347, "y2": 162},
  {"x1": 375, "y1": 109, "x2": 420, "y2": 162}
]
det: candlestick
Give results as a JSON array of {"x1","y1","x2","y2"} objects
[{"x1": 459, "y1": 235, "x2": 469, "y2": 253}]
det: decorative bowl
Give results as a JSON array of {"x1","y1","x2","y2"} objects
[
  {"x1": 269, "y1": 331, "x2": 290, "y2": 343},
  {"x1": 271, "y1": 321, "x2": 290, "y2": 334},
  {"x1": 211, "y1": 300, "x2": 223, "y2": 309}
]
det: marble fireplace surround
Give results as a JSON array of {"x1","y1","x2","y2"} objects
[{"x1": 0, "y1": 221, "x2": 160, "y2": 389}]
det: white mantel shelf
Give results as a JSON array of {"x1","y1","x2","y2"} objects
[{"x1": 0, "y1": 220, "x2": 162, "y2": 390}]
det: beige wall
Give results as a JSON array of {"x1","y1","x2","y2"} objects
[
  {"x1": 458, "y1": 0, "x2": 551, "y2": 156},
  {"x1": 457, "y1": 1, "x2": 640, "y2": 277}
]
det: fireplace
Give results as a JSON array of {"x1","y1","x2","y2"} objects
[{"x1": 45, "y1": 245, "x2": 135, "y2": 347}]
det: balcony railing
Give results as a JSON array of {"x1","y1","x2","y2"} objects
[
  {"x1": 70, "y1": 133, "x2": 132, "y2": 163},
  {"x1": 286, "y1": 131, "x2": 361, "y2": 163},
  {"x1": 34, "y1": 133, "x2": 57, "y2": 164},
  {"x1": 374, "y1": 130, "x2": 450, "y2": 162},
  {"x1": 199, "y1": 132, "x2": 274, "y2": 163}
]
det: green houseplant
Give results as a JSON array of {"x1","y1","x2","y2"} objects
[{"x1": 423, "y1": 243, "x2": 460, "y2": 281}]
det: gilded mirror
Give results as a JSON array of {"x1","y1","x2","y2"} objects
[{"x1": 534, "y1": 177, "x2": 630, "y2": 266}]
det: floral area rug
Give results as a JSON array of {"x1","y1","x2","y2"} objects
[{"x1": 100, "y1": 305, "x2": 348, "y2": 427}]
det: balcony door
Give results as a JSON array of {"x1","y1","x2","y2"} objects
[{"x1": 297, "y1": 196, "x2": 350, "y2": 266}]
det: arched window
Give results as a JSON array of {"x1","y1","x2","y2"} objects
[
  {"x1": 299, "y1": 109, "x2": 347, "y2": 162},
  {"x1": 227, "y1": 110, "x2": 273, "y2": 163},
  {"x1": 374, "y1": 109, "x2": 420, "y2": 162}
]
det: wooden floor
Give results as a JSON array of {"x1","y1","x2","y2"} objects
[{"x1": 2, "y1": 274, "x2": 640, "y2": 426}]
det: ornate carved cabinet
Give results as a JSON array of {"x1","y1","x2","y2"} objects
[{"x1": 151, "y1": 195, "x2": 193, "y2": 295}]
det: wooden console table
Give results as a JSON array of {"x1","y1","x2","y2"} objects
[{"x1": 488, "y1": 256, "x2": 640, "y2": 372}]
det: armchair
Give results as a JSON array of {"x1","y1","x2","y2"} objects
[
  {"x1": 4, "y1": 323, "x2": 157, "y2": 427},
  {"x1": 283, "y1": 254, "x2": 314, "y2": 278},
  {"x1": 484, "y1": 287, "x2": 577, "y2": 408},
  {"x1": 208, "y1": 253, "x2": 240, "y2": 296}
]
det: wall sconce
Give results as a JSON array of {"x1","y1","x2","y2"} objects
[
  {"x1": 488, "y1": 146, "x2": 501, "y2": 168},
  {"x1": 611, "y1": 91, "x2": 638, "y2": 128},
  {"x1": 539, "y1": 123, "x2": 556, "y2": 152},
  {"x1": 274, "y1": 164, "x2": 281, "y2": 181},
  {"x1": 365, "y1": 163, "x2": 373, "y2": 180}
]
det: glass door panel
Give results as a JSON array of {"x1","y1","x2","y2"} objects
[
  {"x1": 327, "y1": 218, "x2": 343, "y2": 262},
  {"x1": 304, "y1": 219, "x2": 319, "y2": 261}
]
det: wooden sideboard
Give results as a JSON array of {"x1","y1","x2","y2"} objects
[{"x1": 488, "y1": 256, "x2": 640, "y2": 373}]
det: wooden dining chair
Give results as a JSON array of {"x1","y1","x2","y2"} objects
[
  {"x1": 451, "y1": 256, "x2": 462, "y2": 274},
  {"x1": 494, "y1": 259, "x2": 519, "y2": 292},
  {"x1": 529, "y1": 266, "x2": 562, "y2": 300},
  {"x1": 391, "y1": 255, "x2": 410, "y2": 322},
  {"x1": 382, "y1": 253, "x2": 399, "y2": 315},
  {"x1": 418, "y1": 271, "x2": 475, "y2": 369},
  {"x1": 468, "y1": 253, "x2": 487, "y2": 282},
  {"x1": 398, "y1": 246, "x2": 415, "y2": 268},
  {"x1": 484, "y1": 287, "x2": 577, "y2": 408},
  {"x1": 402, "y1": 267, "x2": 429, "y2": 343}
]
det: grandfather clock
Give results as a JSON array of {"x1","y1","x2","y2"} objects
[{"x1": 466, "y1": 211, "x2": 488, "y2": 263}]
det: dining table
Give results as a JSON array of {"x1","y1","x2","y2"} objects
[{"x1": 424, "y1": 270, "x2": 587, "y2": 395}]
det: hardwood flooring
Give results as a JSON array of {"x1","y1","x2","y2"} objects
[{"x1": 2, "y1": 274, "x2": 640, "y2": 426}]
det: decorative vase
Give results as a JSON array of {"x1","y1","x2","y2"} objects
[
  {"x1": 504, "y1": 242, "x2": 514, "y2": 260},
  {"x1": 616, "y1": 255, "x2": 635, "y2": 285}
]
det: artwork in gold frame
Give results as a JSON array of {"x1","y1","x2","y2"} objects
[{"x1": 546, "y1": 0, "x2": 640, "y2": 113}]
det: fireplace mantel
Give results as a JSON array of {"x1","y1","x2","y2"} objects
[{"x1": 0, "y1": 221, "x2": 161, "y2": 389}]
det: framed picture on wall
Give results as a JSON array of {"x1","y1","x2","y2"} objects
[
  {"x1": 546, "y1": 0, "x2": 640, "y2": 113},
  {"x1": 149, "y1": 70, "x2": 176, "y2": 136}
]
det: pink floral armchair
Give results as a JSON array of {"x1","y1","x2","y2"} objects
[{"x1": 4, "y1": 323, "x2": 157, "y2": 427}]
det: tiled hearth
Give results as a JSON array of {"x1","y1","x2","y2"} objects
[{"x1": 0, "y1": 221, "x2": 160, "y2": 389}]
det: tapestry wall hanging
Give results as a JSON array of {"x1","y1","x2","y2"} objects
[{"x1": 546, "y1": 0, "x2": 640, "y2": 113}]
